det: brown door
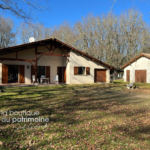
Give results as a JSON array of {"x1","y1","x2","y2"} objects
[
  {"x1": 2, "y1": 64, "x2": 8, "y2": 83},
  {"x1": 46, "y1": 66, "x2": 50, "y2": 83},
  {"x1": 31, "y1": 66, "x2": 35, "y2": 83},
  {"x1": 94, "y1": 69, "x2": 106, "y2": 82},
  {"x1": 57, "y1": 67, "x2": 66, "y2": 83},
  {"x1": 63, "y1": 67, "x2": 66, "y2": 83},
  {"x1": 135, "y1": 70, "x2": 146, "y2": 83},
  {"x1": 19, "y1": 65, "x2": 25, "y2": 83},
  {"x1": 126, "y1": 70, "x2": 130, "y2": 82}
]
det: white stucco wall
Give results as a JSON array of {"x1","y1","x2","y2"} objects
[
  {"x1": 69, "y1": 51, "x2": 110, "y2": 84},
  {"x1": 0, "y1": 45, "x2": 111, "y2": 84},
  {"x1": 124, "y1": 57, "x2": 150, "y2": 83},
  {"x1": 0, "y1": 46, "x2": 68, "y2": 84}
]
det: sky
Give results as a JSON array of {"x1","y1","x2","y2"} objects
[{"x1": 1, "y1": 0, "x2": 150, "y2": 28}]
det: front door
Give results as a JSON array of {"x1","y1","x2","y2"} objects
[{"x1": 57, "y1": 67, "x2": 66, "y2": 83}]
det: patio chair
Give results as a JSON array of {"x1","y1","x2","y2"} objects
[
  {"x1": 32, "y1": 75, "x2": 39, "y2": 84},
  {"x1": 126, "y1": 82, "x2": 133, "y2": 89},
  {"x1": 40, "y1": 75, "x2": 45, "y2": 83},
  {"x1": 53, "y1": 75, "x2": 59, "y2": 85},
  {"x1": 32, "y1": 75, "x2": 35, "y2": 84}
]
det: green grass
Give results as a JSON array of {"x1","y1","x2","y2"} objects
[{"x1": 0, "y1": 82, "x2": 150, "y2": 149}]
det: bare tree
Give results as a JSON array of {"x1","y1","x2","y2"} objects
[
  {"x1": 73, "y1": 10, "x2": 150, "y2": 68},
  {"x1": 19, "y1": 22, "x2": 52, "y2": 43},
  {"x1": 0, "y1": 0, "x2": 49, "y2": 22},
  {"x1": 51, "y1": 21, "x2": 78, "y2": 47},
  {"x1": 0, "y1": 15, "x2": 16, "y2": 48}
]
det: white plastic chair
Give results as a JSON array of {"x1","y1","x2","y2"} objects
[
  {"x1": 41, "y1": 75, "x2": 45, "y2": 78},
  {"x1": 40, "y1": 75, "x2": 45, "y2": 83},
  {"x1": 53, "y1": 75, "x2": 59, "y2": 85},
  {"x1": 32, "y1": 75, "x2": 35, "y2": 84},
  {"x1": 126, "y1": 82, "x2": 133, "y2": 89}
]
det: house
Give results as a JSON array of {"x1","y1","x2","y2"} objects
[
  {"x1": 0, "y1": 38, "x2": 114, "y2": 85},
  {"x1": 121, "y1": 53, "x2": 150, "y2": 83}
]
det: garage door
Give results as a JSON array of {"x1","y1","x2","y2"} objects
[
  {"x1": 126, "y1": 70, "x2": 130, "y2": 82},
  {"x1": 135, "y1": 70, "x2": 146, "y2": 83},
  {"x1": 94, "y1": 69, "x2": 106, "y2": 82}
]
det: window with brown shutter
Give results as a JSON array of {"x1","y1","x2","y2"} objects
[
  {"x1": 86, "y1": 67, "x2": 90, "y2": 75},
  {"x1": 74, "y1": 67, "x2": 78, "y2": 75}
]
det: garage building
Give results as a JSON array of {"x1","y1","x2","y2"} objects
[{"x1": 121, "y1": 53, "x2": 150, "y2": 83}]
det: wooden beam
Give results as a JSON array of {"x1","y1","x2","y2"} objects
[
  {"x1": 36, "y1": 52, "x2": 68, "y2": 57},
  {"x1": 50, "y1": 44, "x2": 53, "y2": 53},
  {"x1": 16, "y1": 52, "x2": 17, "y2": 59},
  {"x1": 0, "y1": 58, "x2": 35, "y2": 62},
  {"x1": 0, "y1": 46, "x2": 35, "y2": 56},
  {"x1": 64, "y1": 56, "x2": 69, "y2": 62},
  {"x1": 28, "y1": 61, "x2": 35, "y2": 66},
  {"x1": 37, "y1": 55, "x2": 43, "y2": 61},
  {"x1": 44, "y1": 45, "x2": 50, "y2": 51},
  {"x1": 26, "y1": 46, "x2": 33, "y2": 48},
  {"x1": 68, "y1": 52, "x2": 70, "y2": 56},
  {"x1": 40, "y1": 42, "x2": 45, "y2": 45}
]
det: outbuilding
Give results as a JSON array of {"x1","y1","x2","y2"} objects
[{"x1": 121, "y1": 53, "x2": 150, "y2": 83}]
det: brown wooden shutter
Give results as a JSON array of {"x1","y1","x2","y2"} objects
[
  {"x1": 19, "y1": 65, "x2": 25, "y2": 83},
  {"x1": 2, "y1": 64, "x2": 8, "y2": 83},
  {"x1": 86, "y1": 67, "x2": 90, "y2": 75},
  {"x1": 31, "y1": 66, "x2": 35, "y2": 83},
  {"x1": 46, "y1": 66, "x2": 50, "y2": 83},
  {"x1": 126, "y1": 70, "x2": 130, "y2": 82},
  {"x1": 74, "y1": 67, "x2": 78, "y2": 75},
  {"x1": 63, "y1": 67, "x2": 66, "y2": 83}
]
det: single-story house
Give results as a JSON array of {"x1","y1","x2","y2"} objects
[
  {"x1": 121, "y1": 53, "x2": 150, "y2": 83},
  {"x1": 0, "y1": 38, "x2": 114, "y2": 84}
]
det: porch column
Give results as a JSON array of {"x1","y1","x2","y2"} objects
[
  {"x1": 35, "y1": 46, "x2": 38, "y2": 83},
  {"x1": 0, "y1": 63, "x2": 2, "y2": 84}
]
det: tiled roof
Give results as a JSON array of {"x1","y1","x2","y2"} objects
[
  {"x1": 121, "y1": 53, "x2": 150, "y2": 69},
  {"x1": 0, "y1": 37, "x2": 115, "y2": 69}
]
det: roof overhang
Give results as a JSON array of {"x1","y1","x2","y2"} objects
[
  {"x1": 0, "y1": 38, "x2": 115, "y2": 69},
  {"x1": 121, "y1": 53, "x2": 150, "y2": 69}
]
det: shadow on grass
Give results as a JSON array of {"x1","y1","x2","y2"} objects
[{"x1": 0, "y1": 83, "x2": 150, "y2": 149}]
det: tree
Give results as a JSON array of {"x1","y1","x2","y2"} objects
[
  {"x1": 73, "y1": 10, "x2": 150, "y2": 68},
  {"x1": 19, "y1": 22, "x2": 53, "y2": 43},
  {"x1": 0, "y1": 0, "x2": 49, "y2": 22},
  {"x1": 0, "y1": 15, "x2": 16, "y2": 48}
]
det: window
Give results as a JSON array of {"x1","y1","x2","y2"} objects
[
  {"x1": 78, "y1": 67, "x2": 85, "y2": 75},
  {"x1": 74, "y1": 67, "x2": 90, "y2": 75},
  {"x1": 37, "y1": 66, "x2": 45, "y2": 78}
]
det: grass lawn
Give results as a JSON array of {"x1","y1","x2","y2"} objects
[{"x1": 0, "y1": 81, "x2": 150, "y2": 149}]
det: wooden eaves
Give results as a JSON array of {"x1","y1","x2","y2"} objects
[
  {"x1": 121, "y1": 53, "x2": 150, "y2": 69},
  {"x1": 0, "y1": 37, "x2": 115, "y2": 70}
]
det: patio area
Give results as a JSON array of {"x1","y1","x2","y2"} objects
[{"x1": 0, "y1": 83, "x2": 67, "y2": 87}]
